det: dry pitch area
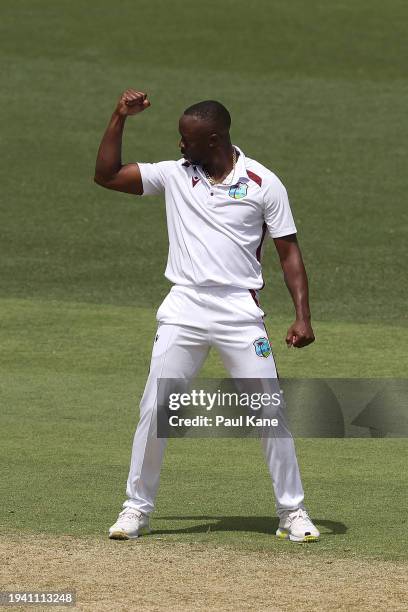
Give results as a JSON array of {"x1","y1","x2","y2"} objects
[{"x1": 1, "y1": 534, "x2": 407, "y2": 611}]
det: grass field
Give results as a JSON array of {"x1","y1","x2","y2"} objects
[{"x1": 1, "y1": 0, "x2": 407, "y2": 610}]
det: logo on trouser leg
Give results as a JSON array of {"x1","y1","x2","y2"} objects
[{"x1": 253, "y1": 337, "x2": 272, "y2": 358}]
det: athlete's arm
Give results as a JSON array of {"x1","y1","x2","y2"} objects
[
  {"x1": 273, "y1": 234, "x2": 315, "y2": 348},
  {"x1": 94, "y1": 89, "x2": 150, "y2": 195}
]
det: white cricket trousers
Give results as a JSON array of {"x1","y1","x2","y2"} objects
[{"x1": 124, "y1": 285, "x2": 305, "y2": 517}]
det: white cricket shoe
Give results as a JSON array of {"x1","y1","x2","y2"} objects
[
  {"x1": 109, "y1": 508, "x2": 151, "y2": 540},
  {"x1": 276, "y1": 508, "x2": 320, "y2": 543}
]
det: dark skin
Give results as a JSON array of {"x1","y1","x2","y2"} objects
[{"x1": 94, "y1": 89, "x2": 315, "y2": 348}]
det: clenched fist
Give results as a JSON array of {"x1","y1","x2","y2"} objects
[
  {"x1": 286, "y1": 318, "x2": 315, "y2": 349},
  {"x1": 115, "y1": 89, "x2": 151, "y2": 117}
]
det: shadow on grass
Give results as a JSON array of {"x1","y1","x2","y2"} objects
[{"x1": 152, "y1": 516, "x2": 346, "y2": 536}]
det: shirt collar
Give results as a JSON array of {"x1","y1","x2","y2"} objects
[
  {"x1": 194, "y1": 144, "x2": 247, "y2": 186},
  {"x1": 233, "y1": 145, "x2": 247, "y2": 181}
]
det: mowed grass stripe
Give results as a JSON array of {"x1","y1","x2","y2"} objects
[
  {"x1": 1, "y1": 298, "x2": 407, "y2": 560},
  {"x1": 1, "y1": 299, "x2": 407, "y2": 377},
  {"x1": 1, "y1": 64, "x2": 407, "y2": 318}
]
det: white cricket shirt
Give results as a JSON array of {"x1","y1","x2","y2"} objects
[{"x1": 138, "y1": 145, "x2": 297, "y2": 290}]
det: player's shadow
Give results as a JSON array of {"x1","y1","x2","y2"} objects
[{"x1": 152, "y1": 516, "x2": 346, "y2": 537}]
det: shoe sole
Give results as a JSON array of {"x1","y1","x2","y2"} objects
[
  {"x1": 109, "y1": 527, "x2": 151, "y2": 540},
  {"x1": 276, "y1": 528, "x2": 319, "y2": 543}
]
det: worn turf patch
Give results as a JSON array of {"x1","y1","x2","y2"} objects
[{"x1": 1, "y1": 534, "x2": 407, "y2": 611}]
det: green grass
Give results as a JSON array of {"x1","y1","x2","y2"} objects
[
  {"x1": 0, "y1": 0, "x2": 407, "y2": 563},
  {"x1": 1, "y1": 1, "x2": 407, "y2": 321},
  {"x1": 1, "y1": 299, "x2": 407, "y2": 560}
]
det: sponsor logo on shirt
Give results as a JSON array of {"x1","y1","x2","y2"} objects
[
  {"x1": 229, "y1": 181, "x2": 248, "y2": 200},
  {"x1": 253, "y1": 337, "x2": 272, "y2": 358}
]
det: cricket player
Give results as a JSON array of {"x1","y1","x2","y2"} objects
[{"x1": 94, "y1": 89, "x2": 320, "y2": 543}]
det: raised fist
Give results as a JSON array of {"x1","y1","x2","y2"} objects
[{"x1": 115, "y1": 89, "x2": 151, "y2": 117}]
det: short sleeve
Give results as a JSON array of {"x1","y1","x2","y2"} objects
[
  {"x1": 138, "y1": 161, "x2": 176, "y2": 196},
  {"x1": 263, "y1": 174, "x2": 297, "y2": 238}
]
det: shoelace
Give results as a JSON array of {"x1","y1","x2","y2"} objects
[
  {"x1": 119, "y1": 508, "x2": 142, "y2": 520},
  {"x1": 288, "y1": 508, "x2": 311, "y2": 524}
]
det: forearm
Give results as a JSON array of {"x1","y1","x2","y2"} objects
[
  {"x1": 94, "y1": 112, "x2": 127, "y2": 181},
  {"x1": 273, "y1": 235, "x2": 314, "y2": 347},
  {"x1": 281, "y1": 253, "x2": 311, "y2": 321}
]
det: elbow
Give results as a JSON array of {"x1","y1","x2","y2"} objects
[
  {"x1": 94, "y1": 173, "x2": 110, "y2": 188},
  {"x1": 94, "y1": 173, "x2": 104, "y2": 186}
]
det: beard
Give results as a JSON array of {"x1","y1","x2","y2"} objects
[{"x1": 182, "y1": 151, "x2": 202, "y2": 166}]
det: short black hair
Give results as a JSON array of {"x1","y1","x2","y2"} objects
[{"x1": 183, "y1": 100, "x2": 231, "y2": 132}]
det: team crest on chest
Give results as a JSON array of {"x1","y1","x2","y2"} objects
[
  {"x1": 229, "y1": 181, "x2": 248, "y2": 200},
  {"x1": 253, "y1": 337, "x2": 272, "y2": 358}
]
